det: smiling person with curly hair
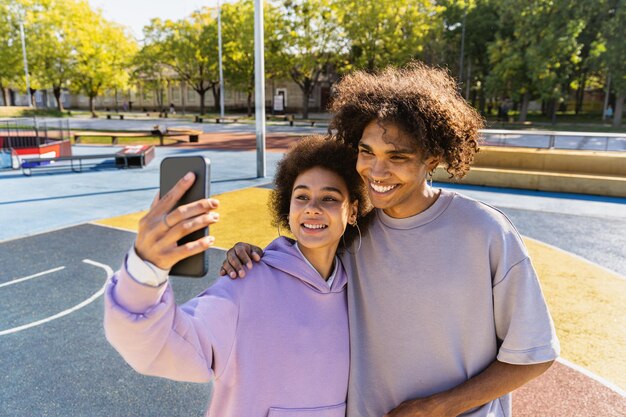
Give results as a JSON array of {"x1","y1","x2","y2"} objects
[
  {"x1": 222, "y1": 62, "x2": 559, "y2": 417},
  {"x1": 105, "y1": 136, "x2": 371, "y2": 417}
]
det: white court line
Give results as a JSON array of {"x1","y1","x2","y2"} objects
[
  {"x1": 0, "y1": 266, "x2": 66, "y2": 288},
  {"x1": 557, "y1": 357, "x2": 626, "y2": 397},
  {"x1": 0, "y1": 259, "x2": 113, "y2": 336}
]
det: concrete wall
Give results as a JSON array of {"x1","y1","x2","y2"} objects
[{"x1": 434, "y1": 146, "x2": 626, "y2": 197}]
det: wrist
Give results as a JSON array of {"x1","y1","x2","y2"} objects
[{"x1": 127, "y1": 244, "x2": 169, "y2": 287}]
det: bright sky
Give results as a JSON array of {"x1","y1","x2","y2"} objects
[{"x1": 88, "y1": 0, "x2": 221, "y2": 39}]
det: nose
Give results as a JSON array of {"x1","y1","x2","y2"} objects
[
  {"x1": 369, "y1": 158, "x2": 389, "y2": 179},
  {"x1": 304, "y1": 199, "x2": 322, "y2": 214}
]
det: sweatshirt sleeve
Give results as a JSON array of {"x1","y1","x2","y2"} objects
[
  {"x1": 493, "y1": 257, "x2": 560, "y2": 365},
  {"x1": 103, "y1": 266, "x2": 239, "y2": 383}
]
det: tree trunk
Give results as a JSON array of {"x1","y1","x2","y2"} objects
[
  {"x1": 199, "y1": 90, "x2": 206, "y2": 115},
  {"x1": 301, "y1": 91, "x2": 310, "y2": 119},
  {"x1": 613, "y1": 93, "x2": 624, "y2": 128},
  {"x1": 53, "y1": 86, "x2": 64, "y2": 112},
  {"x1": 550, "y1": 99, "x2": 557, "y2": 125},
  {"x1": 247, "y1": 91, "x2": 252, "y2": 117},
  {"x1": 478, "y1": 90, "x2": 486, "y2": 115},
  {"x1": 89, "y1": 95, "x2": 97, "y2": 117},
  {"x1": 518, "y1": 92, "x2": 530, "y2": 122},
  {"x1": 0, "y1": 83, "x2": 7, "y2": 106},
  {"x1": 212, "y1": 85, "x2": 220, "y2": 113},
  {"x1": 575, "y1": 73, "x2": 587, "y2": 115},
  {"x1": 30, "y1": 88, "x2": 37, "y2": 108}
]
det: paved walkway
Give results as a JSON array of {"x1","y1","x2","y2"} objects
[{"x1": 1, "y1": 126, "x2": 625, "y2": 416}]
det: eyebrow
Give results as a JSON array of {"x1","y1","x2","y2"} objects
[
  {"x1": 358, "y1": 142, "x2": 416, "y2": 155},
  {"x1": 293, "y1": 184, "x2": 345, "y2": 195}
]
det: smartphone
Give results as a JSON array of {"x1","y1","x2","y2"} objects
[{"x1": 160, "y1": 156, "x2": 211, "y2": 277}]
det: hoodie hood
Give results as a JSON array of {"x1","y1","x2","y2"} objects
[{"x1": 261, "y1": 237, "x2": 347, "y2": 294}]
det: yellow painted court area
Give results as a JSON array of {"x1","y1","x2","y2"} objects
[{"x1": 94, "y1": 187, "x2": 626, "y2": 390}]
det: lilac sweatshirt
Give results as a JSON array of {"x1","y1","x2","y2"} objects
[{"x1": 104, "y1": 237, "x2": 349, "y2": 417}]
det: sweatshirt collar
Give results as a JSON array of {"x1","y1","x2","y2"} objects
[
  {"x1": 262, "y1": 237, "x2": 347, "y2": 293},
  {"x1": 377, "y1": 188, "x2": 455, "y2": 230}
]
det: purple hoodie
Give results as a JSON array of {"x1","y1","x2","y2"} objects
[{"x1": 104, "y1": 237, "x2": 349, "y2": 417}]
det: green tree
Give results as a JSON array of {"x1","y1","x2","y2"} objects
[
  {"x1": 133, "y1": 23, "x2": 173, "y2": 113},
  {"x1": 428, "y1": 0, "x2": 500, "y2": 113},
  {"x1": 487, "y1": 0, "x2": 587, "y2": 122},
  {"x1": 272, "y1": 0, "x2": 344, "y2": 118},
  {"x1": 0, "y1": 1, "x2": 22, "y2": 105},
  {"x1": 71, "y1": 9, "x2": 137, "y2": 117},
  {"x1": 335, "y1": 0, "x2": 441, "y2": 71},
  {"x1": 26, "y1": 0, "x2": 93, "y2": 111},
  {"x1": 221, "y1": 0, "x2": 256, "y2": 116},
  {"x1": 147, "y1": 10, "x2": 220, "y2": 115},
  {"x1": 600, "y1": 0, "x2": 625, "y2": 127}
]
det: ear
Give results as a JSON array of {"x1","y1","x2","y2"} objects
[
  {"x1": 348, "y1": 200, "x2": 359, "y2": 225},
  {"x1": 424, "y1": 155, "x2": 440, "y2": 172}
]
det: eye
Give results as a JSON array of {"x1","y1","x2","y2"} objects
[
  {"x1": 390, "y1": 155, "x2": 408, "y2": 161},
  {"x1": 294, "y1": 194, "x2": 309, "y2": 200},
  {"x1": 323, "y1": 196, "x2": 338, "y2": 202},
  {"x1": 358, "y1": 147, "x2": 373, "y2": 155}
]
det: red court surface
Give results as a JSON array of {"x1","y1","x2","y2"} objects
[{"x1": 173, "y1": 131, "x2": 308, "y2": 151}]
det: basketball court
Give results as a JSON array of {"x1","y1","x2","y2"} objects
[{"x1": 1, "y1": 128, "x2": 625, "y2": 416}]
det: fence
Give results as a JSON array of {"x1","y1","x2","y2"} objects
[
  {"x1": 0, "y1": 118, "x2": 72, "y2": 150},
  {"x1": 481, "y1": 129, "x2": 626, "y2": 152}
]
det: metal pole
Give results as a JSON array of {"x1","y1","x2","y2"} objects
[
  {"x1": 458, "y1": 4, "x2": 467, "y2": 94},
  {"x1": 19, "y1": 20, "x2": 32, "y2": 108},
  {"x1": 218, "y1": 0, "x2": 225, "y2": 120},
  {"x1": 254, "y1": 0, "x2": 266, "y2": 178}
]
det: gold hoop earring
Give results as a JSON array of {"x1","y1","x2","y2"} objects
[{"x1": 343, "y1": 221, "x2": 362, "y2": 254}]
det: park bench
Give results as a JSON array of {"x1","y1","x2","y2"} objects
[
  {"x1": 20, "y1": 145, "x2": 155, "y2": 176},
  {"x1": 106, "y1": 114, "x2": 125, "y2": 120},
  {"x1": 157, "y1": 127, "x2": 204, "y2": 144},
  {"x1": 73, "y1": 131, "x2": 153, "y2": 145},
  {"x1": 215, "y1": 116, "x2": 240, "y2": 124},
  {"x1": 268, "y1": 114, "x2": 295, "y2": 126}
]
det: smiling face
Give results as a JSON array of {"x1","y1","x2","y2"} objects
[
  {"x1": 288, "y1": 167, "x2": 358, "y2": 260},
  {"x1": 357, "y1": 120, "x2": 439, "y2": 219}
]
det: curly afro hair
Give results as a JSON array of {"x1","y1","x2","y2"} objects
[
  {"x1": 329, "y1": 61, "x2": 484, "y2": 178},
  {"x1": 269, "y1": 135, "x2": 371, "y2": 249}
]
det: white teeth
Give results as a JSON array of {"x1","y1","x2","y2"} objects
[
  {"x1": 370, "y1": 182, "x2": 397, "y2": 193},
  {"x1": 303, "y1": 223, "x2": 326, "y2": 229}
]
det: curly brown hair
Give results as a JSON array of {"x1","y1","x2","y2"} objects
[
  {"x1": 329, "y1": 62, "x2": 484, "y2": 178},
  {"x1": 269, "y1": 135, "x2": 371, "y2": 249}
]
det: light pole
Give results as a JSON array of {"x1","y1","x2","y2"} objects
[
  {"x1": 217, "y1": 0, "x2": 225, "y2": 120},
  {"x1": 18, "y1": 18, "x2": 32, "y2": 108},
  {"x1": 458, "y1": 3, "x2": 467, "y2": 96},
  {"x1": 254, "y1": 0, "x2": 266, "y2": 178}
]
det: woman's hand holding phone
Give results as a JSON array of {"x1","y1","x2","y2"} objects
[{"x1": 135, "y1": 172, "x2": 219, "y2": 271}]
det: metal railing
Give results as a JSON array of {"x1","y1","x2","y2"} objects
[
  {"x1": 481, "y1": 129, "x2": 626, "y2": 152},
  {"x1": 0, "y1": 117, "x2": 71, "y2": 149}
]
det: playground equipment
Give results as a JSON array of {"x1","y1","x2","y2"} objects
[{"x1": 0, "y1": 118, "x2": 72, "y2": 168}]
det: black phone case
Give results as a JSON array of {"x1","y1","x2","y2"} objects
[{"x1": 159, "y1": 156, "x2": 211, "y2": 277}]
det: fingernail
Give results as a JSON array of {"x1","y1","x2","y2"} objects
[
  {"x1": 206, "y1": 236, "x2": 215, "y2": 244},
  {"x1": 210, "y1": 213, "x2": 220, "y2": 221},
  {"x1": 229, "y1": 272, "x2": 236, "y2": 278},
  {"x1": 184, "y1": 172, "x2": 194, "y2": 181},
  {"x1": 247, "y1": 261, "x2": 252, "y2": 269},
  {"x1": 238, "y1": 270, "x2": 245, "y2": 278}
]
